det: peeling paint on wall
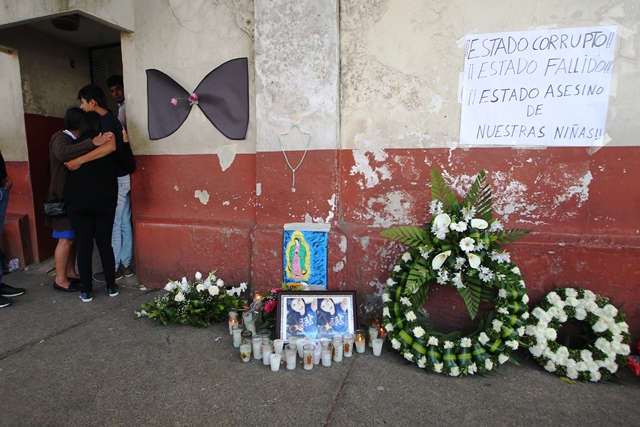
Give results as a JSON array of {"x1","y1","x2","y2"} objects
[
  {"x1": 194, "y1": 190, "x2": 210, "y2": 205},
  {"x1": 554, "y1": 170, "x2": 593, "y2": 208},
  {"x1": 339, "y1": 235, "x2": 347, "y2": 253},
  {"x1": 350, "y1": 140, "x2": 391, "y2": 189},
  {"x1": 217, "y1": 144, "x2": 238, "y2": 172},
  {"x1": 358, "y1": 190, "x2": 416, "y2": 227}
]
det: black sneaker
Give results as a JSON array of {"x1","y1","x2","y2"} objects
[
  {"x1": 120, "y1": 264, "x2": 135, "y2": 277},
  {"x1": 79, "y1": 291, "x2": 93, "y2": 303},
  {"x1": 106, "y1": 285, "x2": 119, "y2": 297},
  {"x1": 0, "y1": 283, "x2": 25, "y2": 297},
  {"x1": 0, "y1": 296, "x2": 12, "y2": 308},
  {"x1": 115, "y1": 268, "x2": 124, "y2": 281}
]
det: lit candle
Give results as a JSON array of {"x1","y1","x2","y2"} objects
[
  {"x1": 232, "y1": 324, "x2": 243, "y2": 348},
  {"x1": 243, "y1": 311, "x2": 257, "y2": 335},
  {"x1": 254, "y1": 292, "x2": 262, "y2": 301},
  {"x1": 303, "y1": 344, "x2": 314, "y2": 370},
  {"x1": 228, "y1": 311, "x2": 239, "y2": 335},
  {"x1": 343, "y1": 333, "x2": 354, "y2": 358},
  {"x1": 368, "y1": 326, "x2": 379, "y2": 348},
  {"x1": 240, "y1": 343, "x2": 252, "y2": 362},
  {"x1": 270, "y1": 353, "x2": 281, "y2": 372},
  {"x1": 355, "y1": 329, "x2": 366, "y2": 354},
  {"x1": 372, "y1": 338, "x2": 383, "y2": 356}
]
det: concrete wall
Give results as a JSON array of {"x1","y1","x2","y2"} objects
[{"x1": 0, "y1": 47, "x2": 27, "y2": 162}]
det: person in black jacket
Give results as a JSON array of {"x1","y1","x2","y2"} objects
[{"x1": 66, "y1": 84, "x2": 135, "y2": 302}]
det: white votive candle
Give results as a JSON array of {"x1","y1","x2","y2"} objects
[
  {"x1": 270, "y1": 353, "x2": 281, "y2": 372},
  {"x1": 285, "y1": 344, "x2": 297, "y2": 370},
  {"x1": 321, "y1": 349, "x2": 332, "y2": 367},
  {"x1": 240, "y1": 343, "x2": 251, "y2": 363},
  {"x1": 372, "y1": 338, "x2": 383, "y2": 356},
  {"x1": 343, "y1": 333, "x2": 354, "y2": 358},
  {"x1": 273, "y1": 339, "x2": 284, "y2": 354},
  {"x1": 252, "y1": 336, "x2": 263, "y2": 360}
]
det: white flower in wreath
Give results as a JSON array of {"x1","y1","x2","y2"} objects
[
  {"x1": 428, "y1": 336, "x2": 439, "y2": 346},
  {"x1": 386, "y1": 278, "x2": 397, "y2": 286},
  {"x1": 404, "y1": 352, "x2": 414, "y2": 362},
  {"x1": 595, "y1": 338, "x2": 612, "y2": 353},
  {"x1": 583, "y1": 289, "x2": 596, "y2": 302},
  {"x1": 565, "y1": 296, "x2": 579, "y2": 307},
  {"x1": 382, "y1": 307, "x2": 390, "y2": 317},
  {"x1": 530, "y1": 345, "x2": 544, "y2": 358},
  {"x1": 164, "y1": 282, "x2": 176, "y2": 291},
  {"x1": 429, "y1": 200, "x2": 444, "y2": 215},
  {"x1": 576, "y1": 361, "x2": 588, "y2": 372},
  {"x1": 433, "y1": 213, "x2": 452, "y2": 229},
  {"x1": 498, "y1": 289, "x2": 507, "y2": 299},
  {"x1": 468, "y1": 363, "x2": 478, "y2": 375},
  {"x1": 471, "y1": 218, "x2": 488, "y2": 229},
  {"x1": 444, "y1": 340, "x2": 454, "y2": 349},
  {"x1": 512, "y1": 266, "x2": 521, "y2": 275},
  {"x1": 521, "y1": 312, "x2": 530, "y2": 320},
  {"x1": 592, "y1": 320, "x2": 608, "y2": 333},
  {"x1": 382, "y1": 293, "x2": 391, "y2": 303},
  {"x1": 434, "y1": 363, "x2": 443, "y2": 373},
  {"x1": 618, "y1": 322, "x2": 629, "y2": 333},
  {"x1": 460, "y1": 337, "x2": 472, "y2": 348},
  {"x1": 546, "y1": 292, "x2": 561, "y2": 305},
  {"x1": 450, "y1": 367, "x2": 460, "y2": 377},
  {"x1": 400, "y1": 297, "x2": 412, "y2": 306},
  {"x1": 393, "y1": 265, "x2": 401, "y2": 272},
  {"x1": 565, "y1": 288, "x2": 578, "y2": 298},
  {"x1": 175, "y1": 292, "x2": 185, "y2": 302},
  {"x1": 454, "y1": 257, "x2": 466, "y2": 270},
  {"x1": 216, "y1": 278, "x2": 224, "y2": 287},
  {"x1": 385, "y1": 323, "x2": 394, "y2": 332},
  {"x1": 196, "y1": 284, "x2": 206, "y2": 292},
  {"x1": 583, "y1": 300, "x2": 599, "y2": 312},
  {"x1": 485, "y1": 359, "x2": 494, "y2": 371},
  {"x1": 195, "y1": 271, "x2": 202, "y2": 280},
  {"x1": 413, "y1": 326, "x2": 426, "y2": 338},
  {"x1": 580, "y1": 350, "x2": 594, "y2": 362},
  {"x1": 203, "y1": 278, "x2": 212, "y2": 289},
  {"x1": 506, "y1": 340, "x2": 519, "y2": 350},
  {"x1": 449, "y1": 221, "x2": 468, "y2": 232},
  {"x1": 545, "y1": 361, "x2": 556, "y2": 372},
  {"x1": 452, "y1": 272, "x2": 465, "y2": 289},
  {"x1": 603, "y1": 304, "x2": 618, "y2": 318},
  {"x1": 436, "y1": 269, "x2": 449, "y2": 285},
  {"x1": 492, "y1": 319, "x2": 503, "y2": 332},
  {"x1": 419, "y1": 246, "x2": 433, "y2": 260},
  {"x1": 521, "y1": 294, "x2": 529, "y2": 304},
  {"x1": 417, "y1": 357, "x2": 427, "y2": 368},
  {"x1": 391, "y1": 338, "x2": 401, "y2": 350},
  {"x1": 489, "y1": 220, "x2": 504, "y2": 231},
  {"x1": 401, "y1": 252, "x2": 412, "y2": 262},
  {"x1": 432, "y1": 251, "x2": 451, "y2": 270},
  {"x1": 181, "y1": 277, "x2": 188, "y2": 285},
  {"x1": 478, "y1": 332, "x2": 490, "y2": 345},
  {"x1": 461, "y1": 206, "x2": 476, "y2": 222},
  {"x1": 499, "y1": 353, "x2": 509, "y2": 364},
  {"x1": 459, "y1": 237, "x2": 476, "y2": 252},
  {"x1": 208, "y1": 286, "x2": 220, "y2": 296},
  {"x1": 467, "y1": 253, "x2": 481, "y2": 269},
  {"x1": 590, "y1": 370, "x2": 602, "y2": 382},
  {"x1": 406, "y1": 311, "x2": 417, "y2": 321},
  {"x1": 517, "y1": 326, "x2": 525, "y2": 337},
  {"x1": 566, "y1": 367, "x2": 579, "y2": 380}
]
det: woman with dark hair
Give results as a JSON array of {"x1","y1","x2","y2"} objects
[
  {"x1": 46, "y1": 107, "x2": 114, "y2": 292},
  {"x1": 286, "y1": 297, "x2": 318, "y2": 339},
  {"x1": 64, "y1": 111, "x2": 132, "y2": 302},
  {"x1": 317, "y1": 297, "x2": 349, "y2": 336}
]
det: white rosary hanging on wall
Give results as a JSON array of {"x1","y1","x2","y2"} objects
[{"x1": 278, "y1": 124, "x2": 312, "y2": 193}]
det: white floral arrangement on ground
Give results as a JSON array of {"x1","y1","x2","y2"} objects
[
  {"x1": 525, "y1": 287, "x2": 631, "y2": 382},
  {"x1": 381, "y1": 168, "x2": 531, "y2": 376},
  {"x1": 135, "y1": 270, "x2": 247, "y2": 327}
]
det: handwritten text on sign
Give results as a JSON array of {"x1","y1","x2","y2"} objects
[{"x1": 460, "y1": 26, "x2": 616, "y2": 146}]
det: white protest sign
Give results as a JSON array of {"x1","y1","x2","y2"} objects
[{"x1": 460, "y1": 26, "x2": 617, "y2": 146}]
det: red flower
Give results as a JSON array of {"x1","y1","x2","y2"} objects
[
  {"x1": 628, "y1": 356, "x2": 640, "y2": 376},
  {"x1": 271, "y1": 288, "x2": 281, "y2": 293},
  {"x1": 264, "y1": 300, "x2": 277, "y2": 313}
]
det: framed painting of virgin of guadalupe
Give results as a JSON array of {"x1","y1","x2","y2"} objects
[
  {"x1": 276, "y1": 291, "x2": 357, "y2": 342},
  {"x1": 283, "y1": 223, "x2": 329, "y2": 290}
]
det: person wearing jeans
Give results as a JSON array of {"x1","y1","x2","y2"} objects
[
  {"x1": 0, "y1": 152, "x2": 26, "y2": 308},
  {"x1": 112, "y1": 174, "x2": 133, "y2": 277}
]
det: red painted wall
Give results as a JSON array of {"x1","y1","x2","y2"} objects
[{"x1": 131, "y1": 147, "x2": 640, "y2": 342}]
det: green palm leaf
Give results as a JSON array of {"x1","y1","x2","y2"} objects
[
  {"x1": 380, "y1": 226, "x2": 430, "y2": 247},
  {"x1": 405, "y1": 256, "x2": 432, "y2": 294},
  {"x1": 431, "y1": 168, "x2": 459, "y2": 211},
  {"x1": 410, "y1": 280, "x2": 431, "y2": 308},
  {"x1": 458, "y1": 283, "x2": 482, "y2": 319},
  {"x1": 492, "y1": 228, "x2": 532, "y2": 248}
]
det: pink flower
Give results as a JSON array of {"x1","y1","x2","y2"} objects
[
  {"x1": 271, "y1": 288, "x2": 281, "y2": 293},
  {"x1": 170, "y1": 98, "x2": 178, "y2": 106},
  {"x1": 264, "y1": 300, "x2": 276, "y2": 313},
  {"x1": 189, "y1": 93, "x2": 198, "y2": 104}
]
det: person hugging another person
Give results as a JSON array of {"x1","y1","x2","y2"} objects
[
  {"x1": 46, "y1": 107, "x2": 114, "y2": 293},
  {"x1": 65, "y1": 84, "x2": 135, "y2": 302}
]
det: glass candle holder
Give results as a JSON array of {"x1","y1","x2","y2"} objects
[
  {"x1": 241, "y1": 330, "x2": 252, "y2": 345},
  {"x1": 321, "y1": 349, "x2": 332, "y2": 367},
  {"x1": 270, "y1": 353, "x2": 281, "y2": 372},
  {"x1": 243, "y1": 311, "x2": 257, "y2": 335},
  {"x1": 273, "y1": 339, "x2": 284, "y2": 355},
  {"x1": 343, "y1": 333, "x2": 354, "y2": 358},
  {"x1": 332, "y1": 335, "x2": 344, "y2": 362},
  {"x1": 303, "y1": 344, "x2": 314, "y2": 370},
  {"x1": 259, "y1": 329, "x2": 271, "y2": 340},
  {"x1": 320, "y1": 338, "x2": 331, "y2": 350},
  {"x1": 372, "y1": 338, "x2": 383, "y2": 356},
  {"x1": 228, "y1": 311, "x2": 239, "y2": 335},
  {"x1": 285, "y1": 344, "x2": 297, "y2": 370},
  {"x1": 289, "y1": 336, "x2": 299, "y2": 349},
  {"x1": 252, "y1": 335, "x2": 263, "y2": 360},
  {"x1": 313, "y1": 342, "x2": 321, "y2": 365},
  {"x1": 368, "y1": 326, "x2": 379, "y2": 348},
  {"x1": 262, "y1": 342, "x2": 273, "y2": 366},
  {"x1": 232, "y1": 324, "x2": 243, "y2": 348},
  {"x1": 240, "y1": 343, "x2": 252, "y2": 362},
  {"x1": 355, "y1": 329, "x2": 366, "y2": 354}
]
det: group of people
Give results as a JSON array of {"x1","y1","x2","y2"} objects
[{"x1": 286, "y1": 297, "x2": 350, "y2": 340}]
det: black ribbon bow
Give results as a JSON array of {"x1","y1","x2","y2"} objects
[{"x1": 146, "y1": 57, "x2": 249, "y2": 140}]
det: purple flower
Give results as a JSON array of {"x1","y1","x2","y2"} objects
[
  {"x1": 170, "y1": 98, "x2": 178, "y2": 106},
  {"x1": 189, "y1": 93, "x2": 199, "y2": 104}
]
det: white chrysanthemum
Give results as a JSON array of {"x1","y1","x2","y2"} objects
[
  {"x1": 566, "y1": 367, "x2": 579, "y2": 380},
  {"x1": 393, "y1": 265, "x2": 401, "y2": 272},
  {"x1": 401, "y1": 252, "x2": 412, "y2": 262},
  {"x1": 546, "y1": 292, "x2": 561, "y2": 305},
  {"x1": 444, "y1": 341, "x2": 454, "y2": 349},
  {"x1": 529, "y1": 345, "x2": 544, "y2": 358},
  {"x1": 385, "y1": 323, "x2": 394, "y2": 332},
  {"x1": 434, "y1": 363, "x2": 443, "y2": 373},
  {"x1": 485, "y1": 359, "x2": 494, "y2": 371},
  {"x1": 164, "y1": 282, "x2": 176, "y2": 291},
  {"x1": 565, "y1": 297, "x2": 579, "y2": 307},
  {"x1": 404, "y1": 352, "x2": 414, "y2": 361},
  {"x1": 592, "y1": 321, "x2": 608, "y2": 333},
  {"x1": 208, "y1": 286, "x2": 220, "y2": 296},
  {"x1": 429, "y1": 200, "x2": 443, "y2": 215},
  {"x1": 460, "y1": 337, "x2": 472, "y2": 348},
  {"x1": 489, "y1": 220, "x2": 504, "y2": 232},
  {"x1": 498, "y1": 307, "x2": 509, "y2": 315},
  {"x1": 544, "y1": 361, "x2": 556, "y2": 372},
  {"x1": 382, "y1": 293, "x2": 391, "y2": 303},
  {"x1": 391, "y1": 339, "x2": 401, "y2": 350},
  {"x1": 575, "y1": 361, "x2": 588, "y2": 372},
  {"x1": 517, "y1": 326, "x2": 525, "y2": 337},
  {"x1": 406, "y1": 311, "x2": 417, "y2": 321},
  {"x1": 417, "y1": 357, "x2": 427, "y2": 368},
  {"x1": 478, "y1": 332, "x2": 490, "y2": 345},
  {"x1": 174, "y1": 292, "x2": 185, "y2": 302},
  {"x1": 521, "y1": 312, "x2": 530, "y2": 320},
  {"x1": 574, "y1": 308, "x2": 587, "y2": 320},
  {"x1": 499, "y1": 353, "x2": 509, "y2": 364},
  {"x1": 525, "y1": 325, "x2": 538, "y2": 336},
  {"x1": 382, "y1": 307, "x2": 390, "y2": 317},
  {"x1": 400, "y1": 297, "x2": 412, "y2": 306},
  {"x1": 498, "y1": 289, "x2": 507, "y2": 299},
  {"x1": 512, "y1": 266, "x2": 521, "y2": 275},
  {"x1": 419, "y1": 246, "x2": 433, "y2": 260},
  {"x1": 544, "y1": 328, "x2": 557, "y2": 341},
  {"x1": 590, "y1": 370, "x2": 602, "y2": 382},
  {"x1": 459, "y1": 237, "x2": 476, "y2": 252},
  {"x1": 386, "y1": 278, "x2": 397, "y2": 286},
  {"x1": 603, "y1": 304, "x2": 618, "y2": 318},
  {"x1": 449, "y1": 367, "x2": 460, "y2": 377},
  {"x1": 428, "y1": 336, "x2": 439, "y2": 346},
  {"x1": 413, "y1": 326, "x2": 426, "y2": 338},
  {"x1": 583, "y1": 290, "x2": 596, "y2": 302},
  {"x1": 196, "y1": 284, "x2": 205, "y2": 292},
  {"x1": 461, "y1": 206, "x2": 476, "y2": 222},
  {"x1": 521, "y1": 294, "x2": 529, "y2": 304},
  {"x1": 492, "y1": 319, "x2": 503, "y2": 332},
  {"x1": 594, "y1": 338, "x2": 611, "y2": 353},
  {"x1": 467, "y1": 363, "x2": 478, "y2": 375},
  {"x1": 618, "y1": 322, "x2": 629, "y2": 333},
  {"x1": 506, "y1": 340, "x2": 519, "y2": 350}
]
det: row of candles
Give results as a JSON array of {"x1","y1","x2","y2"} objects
[{"x1": 228, "y1": 311, "x2": 385, "y2": 372}]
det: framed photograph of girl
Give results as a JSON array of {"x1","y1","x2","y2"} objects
[{"x1": 276, "y1": 291, "x2": 358, "y2": 342}]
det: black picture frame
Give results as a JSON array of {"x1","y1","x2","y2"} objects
[{"x1": 276, "y1": 291, "x2": 358, "y2": 342}]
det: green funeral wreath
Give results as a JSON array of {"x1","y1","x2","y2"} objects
[
  {"x1": 525, "y1": 287, "x2": 631, "y2": 382},
  {"x1": 381, "y1": 168, "x2": 532, "y2": 376}
]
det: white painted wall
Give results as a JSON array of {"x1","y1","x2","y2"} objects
[
  {"x1": 341, "y1": 0, "x2": 640, "y2": 150},
  {"x1": 0, "y1": 47, "x2": 27, "y2": 161}
]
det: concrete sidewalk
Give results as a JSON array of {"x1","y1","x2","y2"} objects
[{"x1": 1, "y1": 259, "x2": 639, "y2": 426}]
